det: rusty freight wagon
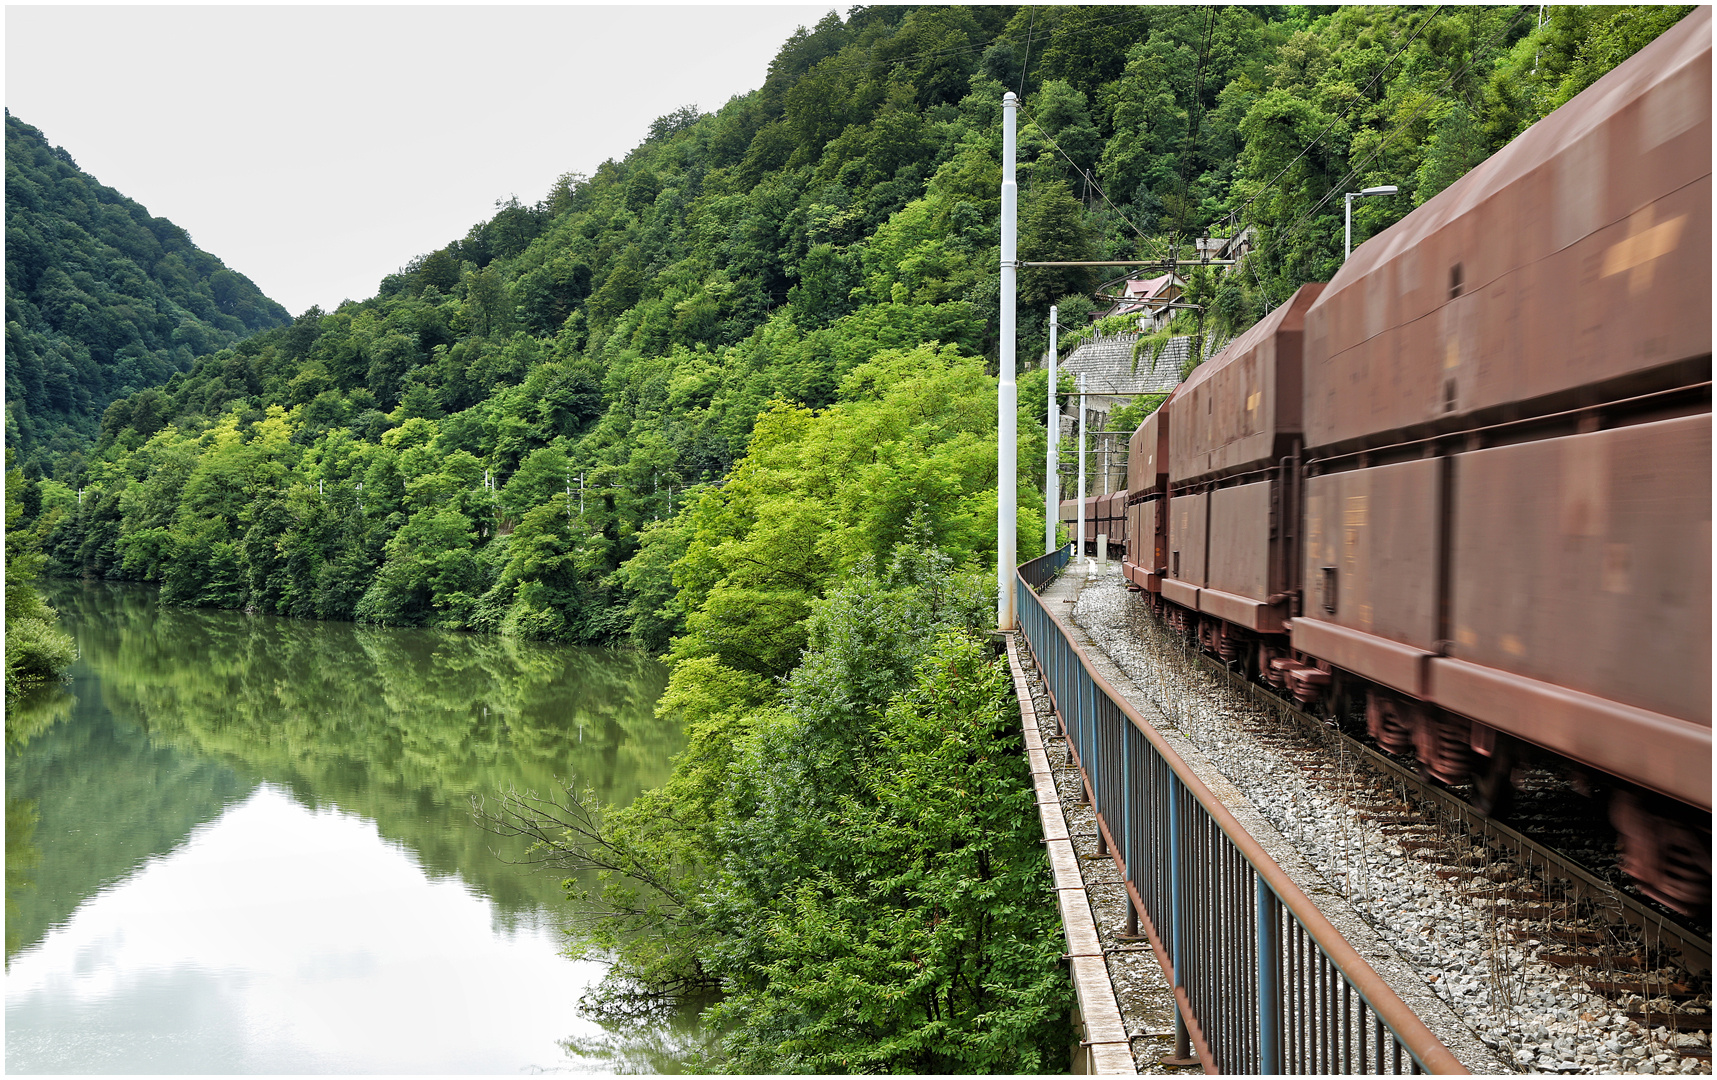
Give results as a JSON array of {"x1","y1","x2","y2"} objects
[
  {"x1": 1123, "y1": 400, "x2": 1172, "y2": 597},
  {"x1": 1121, "y1": 8, "x2": 1711, "y2": 911},
  {"x1": 1161, "y1": 284, "x2": 1323, "y2": 669},
  {"x1": 1300, "y1": 8, "x2": 1710, "y2": 912}
]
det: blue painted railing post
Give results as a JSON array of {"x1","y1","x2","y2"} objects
[
  {"x1": 1258, "y1": 878, "x2": 1282, "y2": 1074},
  {"x1": 1121, "y1": 709, "x2": 1132, "y2": 868},
  {"x1": 1074, "y1": 652, "x2": 1084, "y2": 746},
  {"x1": 1167, "y1": 776, "x2": 1183, "y2": 985}
]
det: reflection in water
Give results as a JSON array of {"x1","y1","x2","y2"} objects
[{"x1": 6, "y1": 582, "x2": 690, "y2": 1073}]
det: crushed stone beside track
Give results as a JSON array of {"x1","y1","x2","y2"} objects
[{"x1": 1054, "y1": 565, "x2": 1710, "y2": 1075}]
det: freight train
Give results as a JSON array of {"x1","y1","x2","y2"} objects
[{"x1": 1060, "y1": 9, "x2": 1711, "y2": 914}]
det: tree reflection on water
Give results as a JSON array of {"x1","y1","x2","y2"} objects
[{"x1": 8, "y1": 581, "x2": 681, "y2": 958}]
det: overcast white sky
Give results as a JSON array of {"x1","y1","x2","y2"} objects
[{"x1": 6, "y1": 5, "x2": 839, "y2": 317}]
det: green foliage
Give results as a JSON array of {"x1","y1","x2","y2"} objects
[
  {"x1": 27, "y1": 7, "x2": 1688, "y2": 651},
  {"x1": 694, "y1": 553, "x2": 1064, "y2": 1072},
  {"x1": 1107, "y1": 393, "x2": 1169, "y2": 439},
  {"x1": 668, "y1": 345, "x2": 1041, "y2": 679},
  {"x1": 5, "y1": 112, "x2": 289, "y2": 473},
  {"x1": 1413, "y1": 102, "x2": 1485, "y2": 206},
  {"x1": 5, "y1": 453, "x2": 74, "y2": 695},
  {"x1": 489, "y1": 542, "x2": 1068, "y2": 1071}
]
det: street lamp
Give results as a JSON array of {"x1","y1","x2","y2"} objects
[{"x1": 1344, "y1": 185, "x2": 1398, "y2": 261}]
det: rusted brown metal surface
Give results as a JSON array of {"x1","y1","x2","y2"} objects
[
  {"x1": 1125, "y1": 496, "x2": 1164, "y2": 585},
  {"x1": 1168, "y1": 489, "x2": 1208, "y2": 588},
  {"x1": 1129, "y1": 406, "x2": 1170, "y2": 495},
  {"x1": 1303, "y1": 8, "x2": 1711, "y2": 455},
  {"x1": 1169, "y1": 283, "x2": 1323, "y2": 485},
  {"x1": 1291, "y1": 617, "x2": 1432, "y2": 702},
  {"x1": 1095, "y1": 492, "x2": 1117, "y2": 546},
  {"x1": 1206, "y1": 481, "x2": 1273, "y2": 597},
  {"x1": 1298, "y1": 457, "x2": 1442, "y2": 655},
  {"x1": 1125, "y1": 402, "x2": 1173, "y2": 590},
  {"x1": 1447, "y1": 414, "x2": 1710, "y2": 731}
]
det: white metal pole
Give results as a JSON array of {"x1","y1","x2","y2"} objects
[
  {"x1": 997, "y1": 91, "x2": 1019, "y2": 631},
  {"x1": 1045, "y1": 304, "x2": 1058, "y2": 556},
  {"x1": 1102, "y1": 428, "x2": 1110, "y2": 495},
  {"x1": 1344, "y1": 192, "x2": 1354, "y2": 261},
  {"x1": 1076, "y1": 372, "x2": 1087, "y2": 572}
]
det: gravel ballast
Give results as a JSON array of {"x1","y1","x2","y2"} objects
[{"x1": 1059, "y1": 566, "x2": 1711, "y2": 1076}]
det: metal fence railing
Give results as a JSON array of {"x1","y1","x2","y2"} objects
[
  {"x1": 1018, "y1": 540, "x2": 1069, "y2": 591},
  {"x1": 1014, "y1": 548, "x2": 1464, "y2": 1075}
]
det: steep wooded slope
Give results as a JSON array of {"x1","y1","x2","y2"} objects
[
  {"x1": 5, "y1": 111, "x2": 290, "y2": 472},
  {"x1": 16, "y1": 5, "x2": 1690, "y2": 654}
]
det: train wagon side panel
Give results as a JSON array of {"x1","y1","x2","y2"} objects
[
  {"x1": 1204, "y1": 480, "x2": 1291, "y2": 633},
  {"x1": 1295, "y1": 460, "x2": 1441, "y2": 697},
  {"x1": 1129, "y1": 409, "x2": 1169, "y2": 495},
  {"x1": 1169, "y1": 284, "x2": 1322, "y2": 486},
  {"x1": 1168, "y1": 490, "x2": 1208, "y2": 589},
  {"x1": 1141, "y1": 497, "x2": 1163, "y2": 572},
  {"x1": 1206, "y1": 481, "x2": 1272, "y2": 601},
  {"x1": 1124, "y1": 496, "x2": 1167, "y2": 592},
  {"x1": 1445, "y1": 413, "x2": 1711, "y2": 729},
  {"x1": 1096, "y1": 492, "x2": 1117, "y2": 547}
]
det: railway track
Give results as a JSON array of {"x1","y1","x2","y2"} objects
[
  {"x1": 1070, "y1": 573, "x2": 1713, "y2": 1073},
  {"x1": 1194, "y1": 653, "x2": 1712, "y2": 990}
]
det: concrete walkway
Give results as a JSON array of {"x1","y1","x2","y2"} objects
[
  {"x1": 1013, "y1": 556, "x2": 1187, "y2": 1074},
  {"x1": 1007, "y1": 623, "x2": 1137, "y2": 1074}
]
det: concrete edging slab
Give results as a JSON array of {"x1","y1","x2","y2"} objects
[{"x1": 1005, "y1": 631, "x2": 1136, "y2": 1075}]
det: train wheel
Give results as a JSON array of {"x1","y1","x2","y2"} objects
[
  {"x1": 1365, "y1": 690, "x2": 1414, "y2": 757},
  {"x1": 1610, "y1": 788, "x2": 1713, "y2": 916},
  {"x1": 1215, "y1": 624, "x2": 1243, "y2": 667},
  {"x1": 1411, "y1": 708, "x2": 1475, "y2": 787},
  {"x1": 1259, "y1": 643, "x2": 1286, "y2": 689},
  {"x1": 1239, "y1": 639, "x2": 1262, "y2": 684},
  {"x1": 1470, "y1": 734, "x2": 1520, "y2": 820}
]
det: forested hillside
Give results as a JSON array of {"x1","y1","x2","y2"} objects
[
  {"x1": 12, "y1": 7, "x2": 1698, "y2": 1067},
  {"x1": 4, "y1": 112, "x2": 290, "y2": 474},
  {"x1": 15, "y1": 4, "x2": 1689, "y2": 655}
]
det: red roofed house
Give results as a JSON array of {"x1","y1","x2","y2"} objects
[{"x1": 1103, "y1": 271, "x2": 1185, "y2": 331}]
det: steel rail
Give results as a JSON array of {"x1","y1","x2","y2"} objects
[
  {"x1": 1195, "y1": 653, "x2": 1714, "y2": 980},
  {"x1": 1015, "y1": 547, "x2": 1466, "y2": 1074}
]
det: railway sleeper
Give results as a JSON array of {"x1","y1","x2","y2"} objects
[
  {"x1": 1280, "y1": 629, "x2": 1710, "y2": 916},
  {"x1": 1587, "y1": 978, "x2": 1702, "y2": 1000},
  {"x1": 1541, "y1": 953, "x2": 1648, "y2": 970},
  {"x1": 1625, "y1": 1011, "x2": 1713, "y2": 1033}
]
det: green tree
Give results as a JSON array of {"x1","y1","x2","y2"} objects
[
  {"x1": 1018, "y1": 179, "x2": 1094, "y2": 313},
  {"x1": 5, "y1": 453, "x2": 75, "y2": 695}
]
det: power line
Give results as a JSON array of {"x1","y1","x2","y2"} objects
[
  {"x1": 1236, "y1": 5, "x2": 1531, "y2": 305},
  {"x1": 1270, "y1": 6, "x2": 1531, "y2": 252},
  {"x1": 1020, "y1": 103, "x2": 1169, "y2": 261},
  {"x1": 1223, "y1": 7, "x2": 1438, "y2": 237},
  {"x1": 1016, "y1": 8, "x2": 1035, "y2": 99}
]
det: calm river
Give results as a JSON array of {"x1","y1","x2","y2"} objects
[{"x1": 5, "y1": 582, "x2": 695, "y2": 1073}]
